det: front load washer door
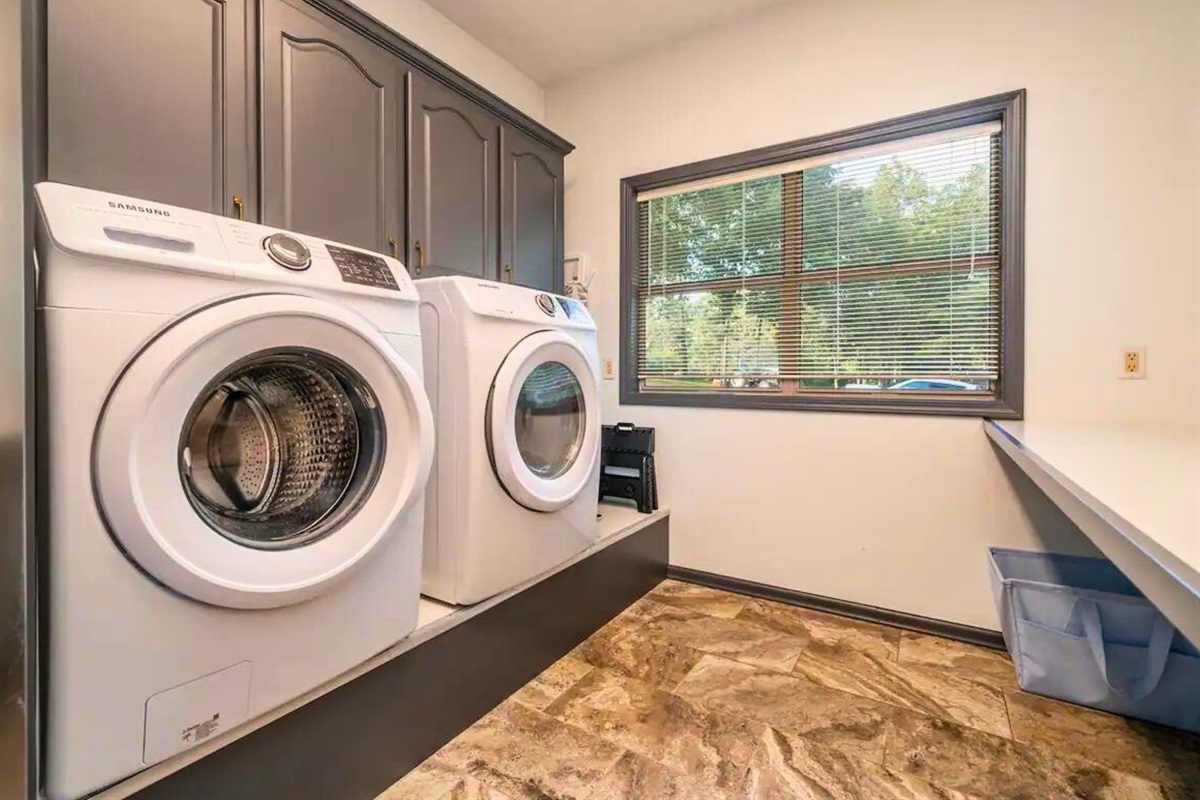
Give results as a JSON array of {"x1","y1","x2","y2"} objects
[
  {"x1": 93, "y1": 294, "x2": 434, "y2": 609},
  {"x1": 487, "y1": 331, "x2": 600, "y2": 512}
]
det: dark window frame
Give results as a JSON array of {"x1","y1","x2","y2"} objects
[{"x1": 619, "y1": 90, "x2": 1025, "y2": 418}]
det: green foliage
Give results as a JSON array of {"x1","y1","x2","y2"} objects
[
  {"x1": 803, "y1": 158, "x2": 994, "y2": 270},
  {"x1": 640, "y1": 134, "x2": 1000, "y2": 389},
  {"x1": 644, "y1": 176, "x2": 782, "y2": 286}
]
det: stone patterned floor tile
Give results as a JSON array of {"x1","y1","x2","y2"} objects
[
  {"x1": 384, "y1": 602, "x2": 1198, "y2": 800},
  {"x1": 741, "y1": 726, "x2": 975, "y2": 800},
  {"x1": 571, "y1": 620, "x2": 705, "y2": 691},
  {"x1": 884, "y1": 710, "x2": 1170, "y2": 800},
  {"x1": 433, "y1": 782, "x2": 515, "y2": 800},
  {"x1": 544, "y1": 667, "x2": 763, "y2": 792},
  {"x1": 509, "y1": 656, "x2": 593, "y2": 710},
  {"x1": 736, "y1": 598, "x2": 900, "y2": 661},
  {"x1": 1005, "y1": 690, "x2": 1200, "y2": 796},
  {"x1": 647, "y1": 579, "x2": 751, "y2": 619},
  {"x1": 792, "y1": 642, "x2": 1011, "y2": 737},
  {"x1": 673, "y1": 654, "x2": 918, "y2": 764},
  {"x1": 435, "y1": 700, "x2": 624, "y2": 800},
  {"x1": 607, "y1": 594, "x2": 669, "y2": 628},
  {"x1": 377, "y1": 758, "x2": 518, "y2": 800},
  {"x1": 638, "y1": 601, "x2": 807, "y2": 672},
  {"x1": 585, "y1": 750, "x2": 733, "y2": 800},
  {"x1": 897, "y1": 632, "x2": 1018, "y2": 692},
  {"x1": 569, "y1": 595, "x2": 671, "y2": 647}
]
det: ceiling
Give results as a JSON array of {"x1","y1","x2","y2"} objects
[{"x1": 423, "y1": 0, "x2": 791, "y2": 85}]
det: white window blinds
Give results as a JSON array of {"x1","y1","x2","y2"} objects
[{"x1": 635, "y1": 124, "x2": 1003, "y2": 395}]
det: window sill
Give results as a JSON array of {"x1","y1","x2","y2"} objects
[{"x1": 619, "y1": 385, "x2": 1022, "y2": 419}]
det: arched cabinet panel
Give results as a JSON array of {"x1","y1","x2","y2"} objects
[
  {"x1": 500, "y1": 125, "x2": 564, "y2": 292},
  {"x1": 261, "y1": 0, "x2": 403, "y2": 254},
  {"x1": 408, "y1": 71, "x2": 499, "y2": 280}
]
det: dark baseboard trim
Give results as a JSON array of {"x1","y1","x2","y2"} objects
[
  {"x1": 667, "y1": 565, "x2": 1006, "y2": 651},
  {"x1": 130, "y1": 518, "x2": 669, "y2": 800}
]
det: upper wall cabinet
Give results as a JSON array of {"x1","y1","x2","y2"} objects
[
  {"x1": 408, "y1": 70, "x2": 499, "y2": 281},
  {"x1": 47, "y1": 0, "x2": 255, "y2": 218},
  {"x1": 500, "y1": 125, "x2": 564, "y2": 292},
  {"x1": 260, "y1": 0, "x2": 403, "y2": 255},
  {"x1": 43, "y1": 0, "x2": 572, "y2": 282}
]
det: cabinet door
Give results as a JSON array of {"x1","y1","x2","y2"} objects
[
  {"x1": 408, "y1": 71, "x2": 498, "y2": 281},
  {"x1": 500, "y1": 126, "x2": 564, "y2": 292},
  {"x1": 48, "y1": 0, "x2": 254, "y2": 217},
  {"x1": 261, "y1": 0, "x2": 402, "y2": 254}
]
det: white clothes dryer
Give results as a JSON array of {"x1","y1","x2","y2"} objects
[
  {"x1": 36, "y1": 183, "x2": 434, "y2": 799},
  {"x1": 417, "y1": 276, "x2": 601, "y2": 605}
]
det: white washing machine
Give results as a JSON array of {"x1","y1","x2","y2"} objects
[
  {"x1": 35, "y1": 183, "x2": 435, "y2": 800},
  {"x1": 417, "y1": 276, "x2": 601, "y2": 605}
]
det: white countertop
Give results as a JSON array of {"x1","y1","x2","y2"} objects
[{"x1": 986, "y1": 420, "x2": 1199, "y2": 643}]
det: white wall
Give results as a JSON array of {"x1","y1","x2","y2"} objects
[
  {"x1": 547, "y1": 0, "x2": 1200, "y2": 628},
  {"x1": 349, "y1": 0, "x2": 545, "y2": 121}
]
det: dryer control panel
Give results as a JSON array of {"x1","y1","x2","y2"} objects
[{"x1": 436, "y1": 276, "x2": 596, "y2": 330}]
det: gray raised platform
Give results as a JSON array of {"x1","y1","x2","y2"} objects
[{"x1": 98, "y1": 506, "x2": 669, "y2": 800}]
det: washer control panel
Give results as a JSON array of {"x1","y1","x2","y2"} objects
[
  {"x1": 32, "y1": 182, "x2": 420, "y2": 305},
  {"x1": 327, "y1": 245, "x2": 400, "y2": 291},
  {"x1": 263, "y1": 233, "x2": 311, "y2": 271}
]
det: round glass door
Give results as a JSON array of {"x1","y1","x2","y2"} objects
[
  {"x1": 93, "y1": 294, "x2": 434, "y2": 609},
  {"x1": 514, "y1": 361, "x2": 586, "y2": 480},
  {"x1": 488, "y1": 331, "x2": 601, "y2": 513},
  {"x1": 180, "y1": 350, "x2": 384, "y2": 550}
]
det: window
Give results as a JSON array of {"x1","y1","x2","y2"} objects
[{"x1": 619, "y1": 92, "x2": 1024, "y2": 416}]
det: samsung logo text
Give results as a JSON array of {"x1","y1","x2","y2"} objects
[{"x1": 108, "y1": 201, "x2": 170, "y2": 217}]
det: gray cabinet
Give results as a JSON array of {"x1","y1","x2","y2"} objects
[
  {"x1": 407, "y1": 75, "x2": 565, "y2": 291},
  {"x1": 260, "y1": 0, "x2": 403, "y2": 255},
  {"x1": 408, "y1": 71, "x2": 499, "y2": 281},
  {"x1": 500, "y1": 125, "x2": 564, "y2": 292},
  {"x1": 47, "y1": 0, "x2": 255, "y2": 218},
  {"x1": 44, "y1": 0, "x2": 570, "y2": 280}
]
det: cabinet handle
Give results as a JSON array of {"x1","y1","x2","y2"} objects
[
  {"x1": 232, "y1": 194, "x2": 245, "y2": 221},
  {"x1": 387, "y1": 236, "x2": 398, "y2": 258},
  {"x1": 414, "y1": 240, "x2": 425, "y2": 275},
  {"x1": 503, "y1": 263, "x2": 513, "y2": 282}
]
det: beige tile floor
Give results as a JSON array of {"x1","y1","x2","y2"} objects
[{"x1": 378, "y1": 580, "x2": 1200, "y2": 800}]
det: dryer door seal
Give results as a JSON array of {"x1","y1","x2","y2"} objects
[
  {"x1": 487, "y1": 331, "x2": 600, "y2": 512},
  {"x1": 93, "y1": 294, "x2": 434, "y2": 609}
]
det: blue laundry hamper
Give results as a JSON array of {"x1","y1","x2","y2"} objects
[{"x1": 988, "y1": 548, "x2": 1200, "y2": 731}]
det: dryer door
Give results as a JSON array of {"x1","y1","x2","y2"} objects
[
  {"x1": 93, "y1": 294, "x2": 434, "y2": 609},
  {"x1": 487, "y1": 331, "x2": 600, "y2": 512}
]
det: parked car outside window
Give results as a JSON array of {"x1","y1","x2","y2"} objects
[{"x1": 889, "y1": 379, "x2": 979, "y2": 391}]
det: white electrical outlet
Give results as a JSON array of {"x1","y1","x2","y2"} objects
[
  {"x1": 1120, "y1": 347, "x2": 1146, "y2": 379},
  {"x1": 602, "y1": 357, "x2": 615, "y2": 380}
]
